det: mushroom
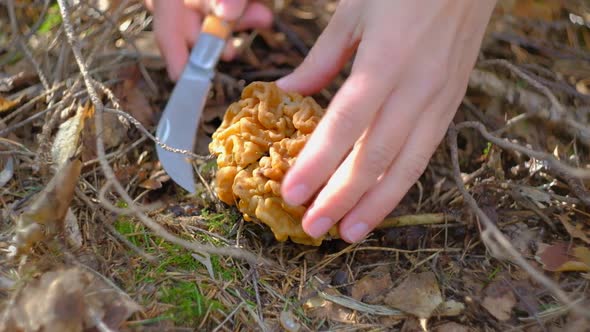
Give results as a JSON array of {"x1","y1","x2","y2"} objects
[{"x1": 209, "y1": 81, "x2": 339, "y2": 245}]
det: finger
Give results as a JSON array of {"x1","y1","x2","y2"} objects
[
  {"x1": 221, "y1": 40, "x2": 238, "y2": 61},
  {"x1": 275, "y1": 1, "x2": 361, "y2": 95},
  {"x1": 280, "y1": 35, "x2": 401, "y2": 207},
  {"x1": 212, "y1": 0, "x2": 248, "y2": 20},
  {"x1": 144, "y1": 0, "x2": 154, "y2": 11},
  {"x1": 220, "y1": 2, "x2": 274, "y2": 61},
  {"x1": 184, "y1": 2, "x2": 272, "y2": 61},
  {"x1": 338, "y1": 93, "x2": 462, "y2": 243},
  {"x1": 184, "y1": 9, "x2": 203, "y2": 48},
  {"x1": 184, "y1": 0, "x2": 247, "y2": 21},
  {"x1": 153, "y1": 0, "x2": 189, "y2": 81},
  {"x1": 233, "y1": 1, "x2": 273, "y2": 31},
  {"x1": 300, "y1": 81, "x2": 433, "y2": 239}
]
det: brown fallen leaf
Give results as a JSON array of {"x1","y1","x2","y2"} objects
[
  {"x1": 433, "y1": 322, "x2": 472, "y2": 332},
  {"x1": 505, "y1": 222, "x2": 538, "y2": 256},
  {"x1": 139, "y1": 169, "x2": 170, "y2": 190},
  {"x1": 509, "y1": 0, "x2": 563, "y2": 20},
  {"x1": 0, "y1": 156, "x2": 14, "y2": 188},
  {"x1": 384, "y1": 271, "x2": 443, "y2": 319},
  {"x1": 0, "y1": 267, "x2": 140, "y2": 332},
  {"x1": 78, "y1": 104, "x2": 128, "y2": 162},
  {"x1": 303, "y1": 291, "x2": 356, "y2": 324},
  {"x1": 0, "y1": 95, "x2": 19, "y2": 112},
  {"x1": 51, "y1": 103, "x2": 93, "y2": 169},
  {"x1": 351, "y1": 266, "x2": 393, "y2": 304},
  {"x1": 113, "y1": 66, "x2": 156, "y2": 128},
  {"x1": 535, "y1": 242, "x2": 590, "y2": 272},
  {"x1": 302, "y1": 279, "x2": 356, "y2": 324},
  {"x1": 481, "y1": 279, "x2": 516, "y2": 321},
  {"x1": 556, "y1": 214, "x2": 590, "y2": 245},
  {"x1": 9, "y1": 158, "x2": 82, "y2": 257},
  {"x1": 432, "y1": 300, "x2": 465, "y2": 317}
]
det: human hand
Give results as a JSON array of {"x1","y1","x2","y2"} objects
[
  {"x1": 145, "y1": 0, "x2": 273, "y2": 81},
  {"x1": 277, "y1": 0, "x2": 497, "y2": 243}
]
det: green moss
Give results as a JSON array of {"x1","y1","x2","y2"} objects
[
  {"x1": 37, "y1": 3, "x2": 62, "y2": 34},
  {"x1": 160, "y1": 281, "x2": 224, "y2": 326},
  {"x1": 113, "y1": 215, "x2": 242, "y2": 327},
  {"x1": 482, "y1": 142, "x2": 493, "y2": 157}
]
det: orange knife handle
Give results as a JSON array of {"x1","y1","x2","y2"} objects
[{"x1": 201, "y1": 15, "x2": 233, "y2": 40}]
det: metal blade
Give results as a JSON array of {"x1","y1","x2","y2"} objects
[
  {"x1": 155, "y1": 18, "x2": 227, "y2": 193},
  {"x1": 155, "y1": 75, "x2": 210, "y2": 193}
]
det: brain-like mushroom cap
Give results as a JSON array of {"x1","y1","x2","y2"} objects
[{"x1": 209, "y1": 81, "x2": 339, "y2": 245}]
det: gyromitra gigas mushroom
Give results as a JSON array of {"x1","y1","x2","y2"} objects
[{"x1": 209, "y1": 81, "x2": 339, "y2": 246}]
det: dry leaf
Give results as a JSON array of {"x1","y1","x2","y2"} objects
[
  {"x1": 122, "y1": 31, "x2": 165, "y2": 70},
  {"x1": 0, "y1": 95, "x2": 19, "y2": 112},
  {"x1": 279, "y1": 310, "x2": 301, "y2": 332},
  {"x1": 505, "y1": 223, "x2": 537, "y2": 256},
  {"x1": 0, "y1": 267, "x2": 140, "y2": 332},
  {"x1": 384, "y1": 271, "x2": 443, "y2": 319},
  {"x1": 51, "y1": 104, "x2": 93, "y2": 169},
  {"x1": 0, "y1": 156, "x2": 14, "y2": 188},
  {"x1": 64, "y1": 208, "x2": 82, "y2": 249},
  {"x1": 9, "y1": 159, "x2": 82, "y2": 257},
  {"x1": 139, "y1": 170, "x2": 170, "y2": 190},
  {"x1": 302, "y1": 285, "x2": 356, "y2": 324},
  {"x1": 535, "y1": 242, "x2": 590, "y2": 272},
  {"x1": 114, "y1": 67, "x2": 156, "y2": 128},
  {"x1": 481, "y1": 279, "x2": 516, "y2": 321},
  {"x1": 78, "y1": 105, "x2": 128, "y2": 162},
  {"x1": 303, "y1": 294, "x2": 356, "y2": 324},
  {"x1": 351, "y1": 266, "x2": 393, "y2": 304},
  {"x1": 433, "y1": 322, "x2": 471, "y2": 332},
  {"x1": 433, "y1": 300, "x2": 465, "y2": 317},
  {"x1": 556, "y1": 215, "x2": 590, "y2": 244},
  {"x1": 510, "y1": 0, "x2": 563, "y2": 20}
]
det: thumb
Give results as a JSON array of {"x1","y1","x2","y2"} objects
[{"x1": 275, "y1": 7, "x2": 358, "y2": 95}]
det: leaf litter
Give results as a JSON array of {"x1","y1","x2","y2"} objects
[{"x1": 1, "y1": 0, "x2": 590, "y2": 331}]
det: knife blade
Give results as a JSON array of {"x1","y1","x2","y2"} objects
[{"x1": 155, "y1": 15, "x2": 231, "y2": 193}]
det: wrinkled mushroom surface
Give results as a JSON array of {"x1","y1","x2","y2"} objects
[{"x1": 209, "y1": 81, "x2": 339, "y2": 245}]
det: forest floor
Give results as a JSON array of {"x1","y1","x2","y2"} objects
[{"x1": 1, "y1": 0, "x2": 590, "y2": 331}]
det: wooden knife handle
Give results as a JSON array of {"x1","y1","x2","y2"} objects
[{"x1": 202, "y1": 15, "x2": 233, "y2": 40}]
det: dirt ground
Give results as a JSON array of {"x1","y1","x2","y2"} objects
[{"x1": 1, "y1": 0, "x2": 590, "y2": 331}]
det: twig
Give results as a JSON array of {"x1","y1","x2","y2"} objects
[
  {"x1": 468, "y1": 68, "x2": 590, "y2": 145},
  {"x1": 104, "y1": 108, "x2": 213, "y2": 161},
  {"x1": 479, "y1": 59, "x2": 565, "y2": 118},
  {"x1": 274, "y1": 16, "x2": 309, "y2": 56},
  {"x1": 454, "y1": 121, "x2": 590, "y2": 179},
  {"x1": 6, "y1": 0, "x2": 51, "y2": 91},
  {"x1": 56, "y1": 0, "x2": 268, "y2": 266},
  {"x1": 447, "y1": 122, "x2": 590, "y2": 319},
  {"x1": 376, "y1": 213, "x2": 453, "y2": 229},
  {"x1": 75, "y1": 188, "x2": 157, "y2": 263}
]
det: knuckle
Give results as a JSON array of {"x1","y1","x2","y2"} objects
[
  {"x1": 422, "y1": 59, "x2": 449, "y2": 93},
  {"x1": 363, "y1": 144, "x2": 397, "y2": 177},
  {"x1": 327, "y1": 106, "x2": 357, "y2": 138},
  {"x1": 400, "y1": 152, "x2": 431, "y2": 182}
]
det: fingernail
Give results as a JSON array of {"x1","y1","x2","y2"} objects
[
  {"x1": 212, "y1": 0, "x2": 242, "y2": 21},
  {"x1": 343, "y1": 222, "x2": 369, "y2": 242},
  {"x1": 307, "y1": 217, "x2": 333, "y2": 238},
  {"x1": 283, "y1": 184, "x2": 309, "y2": 206}
]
